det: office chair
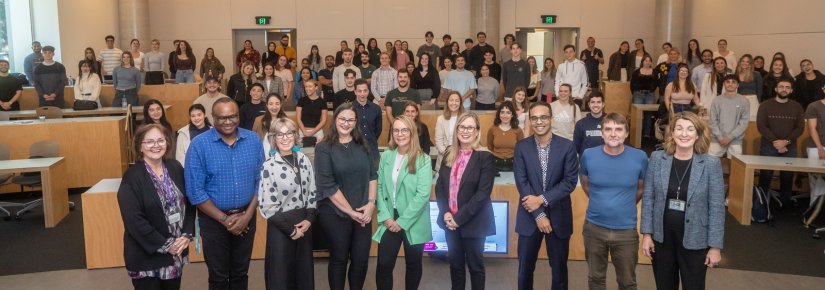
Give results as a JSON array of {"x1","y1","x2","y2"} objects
[
  {"x1": 10, "y1": 141, "x2": 74, "y2": 220},
  {"x1": 36, "y1": 106, "x2": 63, "y2": 119},
  {"x1": 0, "y1": 144, "x2": 18, "y2": 221}
]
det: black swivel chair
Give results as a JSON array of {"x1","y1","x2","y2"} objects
[{"x1": 10, "y1": 141, "x2": 74, "y2": 220}]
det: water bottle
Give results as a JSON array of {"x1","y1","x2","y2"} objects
[
  {"x1": 68, "y1": 76, "x2": 73, "y2": 87},
  {"x1": 122, "y1": 97, "x2": 127, "y2": 108}
]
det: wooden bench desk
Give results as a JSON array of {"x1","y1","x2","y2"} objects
[
  {"x1": 0, "y1": 157, "x2": 68, "y2": 227},
  {"x1": 6, "y1": 105, "x2": 170, "y2": 119}
]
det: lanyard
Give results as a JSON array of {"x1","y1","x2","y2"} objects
[
  {"x1": 673, "y1": 158, "x2": 693, "y2": 200},
  {"x1": 144, "y1": 162, "x2": 176, "y2": 207}
]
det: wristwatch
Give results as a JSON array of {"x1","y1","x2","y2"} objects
[
  {"x1": 219, "y1": 214, "x2": 228, "y2": 223},
  {"x1": 368, "y1": 199, "x2": 376, "y2": 204}
]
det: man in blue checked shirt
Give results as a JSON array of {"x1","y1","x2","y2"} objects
[{"x1": 185, "y1": 98, "x2": 265, "y2": 290}]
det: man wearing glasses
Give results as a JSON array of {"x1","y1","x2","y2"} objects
[
  {"x1": 756, "y1": 78, "x2": 805, "y2": 209},
  {"x1": 353, "y1": 78, "x2": 383, "y2": 163},
  {"x1": 513, "y1": 101, "x2": 578, "y2": 290},
  {"x1": 184, "y1": 98, "x2": 265, "y2": 290}
]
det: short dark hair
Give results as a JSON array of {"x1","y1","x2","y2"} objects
[
  {"x1": 777, "y1": 77, "x2": 794, "y2": 86},
  {"x1": 133, "y1": 124, "x2": 173, "y2": 162},
  {"x1": 662, "y1": 42, "x2": 672, "y2": 48},
  {"x1": 510, "y1": 41, "x2": 522, "y2": 50},
  {"x1": 465, "y1": 38, "x2": 474, "y2": 44},
  {"x1": 281, "y1": 35, "x2": 289, "y2": 40},
  {"x1": 477, "y1": 32, "x2": 486, "y2": 37},
  {"x1": 397, "y1": 68, "x2": 409, "y2": 77},
  {"x1": 601, "y1": 112, "x2": 629, "y2": 132},
  {"x1": 701, "y1": 49, "x2": 714, "y2": 57},
  {"x1": 344, "y1": 69, "x2": 357, "y2": 78},
  {"x1": 443, "y1": 34, "x2": 452, "y2": 41},
  {"x1": 212, "y1": 97, "x2": 237, "y2": 112},
  {"x1": 504, "y1": 33, "x2": 515, "y2": 43},
  {"x1": 42, "y1": 46, "x2": 55, "y2": 52},
  {"x1": 529, "y1": 101, "x2": 552, "y2": 116},
  {"x1": 0, "y1": 59, "x2": 9, "y2": 65},
  {"x1": 723, "y1": 74, "x2": 740, "y2": 84},
  {"x1": 342, "y1": 48, "x2": 352, "y2": 53},
  {"x1": 325, "y1": 55, "x2": 334, "y2": 61},
  {"x1": 173, "y1": 39, "x2": 181, "y2": 44},
  {"x1": 354, "y1": 78, "x2": 369, "y2": 90},
  {"x1": 588, "y1": 91, "x2": 604, "y2": 103},
  {"x1": 425, "y1": 31, "x2": 434, "y2": 38},
  {"x1": 563, "y1": 44, "x2": 576, "y2": 52},
  {"x1": 32, "y1": 41, "x2": 41, "y2": 46},
  {"x1": 105, "y1": 35, "x2": 115, "y2": 41}
]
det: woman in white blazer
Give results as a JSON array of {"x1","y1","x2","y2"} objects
[
  {"x1": 74, "y1": 60, "x2": 102, "y2": 107},
  {"x1": 699, "y1": 57, "x2": 732, "y2": 112},
  {"x1": 175, "y1": 104, "x2": 212, "y2": 166},
  {"x1": 434, "y1": 92, "x2": 466, "y2": 169}
]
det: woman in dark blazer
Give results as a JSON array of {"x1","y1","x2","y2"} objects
[
  {"x1": 607, "y1": 41, "x2": 630, "y2": 81},
  {"x1": 118, "y1": 124, "x2": 195, "y2": 290},
  {"x1": 641, "y1": 112, "x2": 725, "y2": 290},
  {"x1": 435, "y1": 112, "x2": 496, "y2": 290}
]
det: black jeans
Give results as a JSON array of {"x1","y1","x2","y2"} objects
[
  {"x1": 131, "y1": 277, "x2": 181, "y2": 290},
  {"x1": 198, "y1": 209, "x2": 257, "y2": 290},
  {"x1": 518, "y1": 230, "x2": 570, "y2": 290},
  {"x1": 651, "y1": 227, "x2": 710, "y2": 290},
  {"x1": 445, "y1": 229, "x2": 486, "y2": 290},
  {"x1": 759, "y1": 144, "x2": 798, "y2": 203},
  {"x1": 318, "y1": 208, "x2": 372, "y2": 290},
  {"x1": 375, "y1": 210, "x2": 425, "y2": 290},
  {"x1": 475, "y1": 102, "x2": 497, "y2": 111},
  {"x1": 264, "y1": 218, "x2": 314, "y2": 290}
]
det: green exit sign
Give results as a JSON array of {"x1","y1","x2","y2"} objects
[
  {"x1": 255, "y1": 16, "x2": 271, "y2": 25},
  {"x1": 541, "y1": 15, "x2": 557, "y2": 24}
]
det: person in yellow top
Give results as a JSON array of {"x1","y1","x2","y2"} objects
[{"x1": 275, "y1": 35, "x2": 297, "y2": 60}]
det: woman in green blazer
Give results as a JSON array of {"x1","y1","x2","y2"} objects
[{"x1": 372, "y1": 115, "x2": 433, "y2": 290}]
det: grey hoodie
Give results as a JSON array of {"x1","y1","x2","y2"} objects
[{"x1": 709, "y1": 93, "x2": 750, "y2": 144}]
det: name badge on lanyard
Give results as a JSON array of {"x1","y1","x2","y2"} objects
[
  {"x1": 168, "y1": 212, "x2": 181, "y2": 224},
  {"x1": 668, "y1": 199, "x2": 686, "y2": 212}
]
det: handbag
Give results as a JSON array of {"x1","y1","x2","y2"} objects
[{"x1": 72, "y1": 99, "x2": 99, "y2": 110}]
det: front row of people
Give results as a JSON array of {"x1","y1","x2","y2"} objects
[{"x1": 119, "y1": 94, "x2": 726, "y2": 290}]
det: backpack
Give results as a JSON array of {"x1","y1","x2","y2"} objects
[{"x1": 752, "y1": 186, "x2": 772, "y2": 223}]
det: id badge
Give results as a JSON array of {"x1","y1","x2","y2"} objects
[
  {"x1": 668, "y1": 199, "x2": 686, "y2": 212},
  {"x1": 168, "y1": 212, "x2": 181, "y2": 224}
]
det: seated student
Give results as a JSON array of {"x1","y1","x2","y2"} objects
[
  {"x1": 74, "y1": 60, "x2": 102, "y2": 108},
  {"x1": 434, "y1": 92, "x2": 466, "y2": 169},
  {"x1": 292, "y1": 67, "x2": 320, "y2": 106},
  {"x1": 550, "y1": 84, "x2": 583, "y2": 140},
  {"x1": 709, "y1": 74, "x2": 750, "y2": 160},
  {"x1": 664, "y1": 63, "x2": 701, "y2": 116},
  {"x1": 238, "y1": 83, "x2": 267, "y2": 131},
  {"x1": 253, "y1": 93, "x2": 288, "y2": 157},
  {"x1": 141, "y1": 99, "x2": 173, "y2": 134},
  {"x1": 258, "y1": 63, "x2": 285, "y2": 99},
  {"x1": 487, "y1": 101, "x2": 524, "y2": 172},
  {"x1": 512, "y1": 87, "x2": 532, "y2": 137},
  {"x1": 227, "y1": 60, "x2": 257, "y2": 107},
  {"x1": 296, "y1": 79, "x2": 327, "y2": 139},
  {"x1": 573, "y1": 92, "x2": 606, "y2": 156},
  {"x1": 0, "y1": 59, "x2": 23, "y2": 111},
  {"x1": 402, "y1": 101, "x2": 433, "y2": 155},
  {"x1": 332, "y1": 69, "x2": 357, "y2": 111},
  {"x1": 176, "y1": 104, "x2": 212, "y2": 167}
]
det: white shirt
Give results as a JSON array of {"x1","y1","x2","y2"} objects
[
  {"x1": 554, "y1": 59, "x2": 589, "y2": 99},
  {"x1": 391, "y1": 153, "x2": 406, "y2": 209},
  {"x1": 714, "y1": 50, "x2": 737, "y2": 73},
  {"x1": 333, "y1": 64, "x2": 362, "y2": 93},
  {"x1": 657, "y1": 53, "x2": 668, "y2": 65},
  {"x1": 131, "y1": 51, "x2": 146, "y2": 70},
  {"x1": 448, "y1": 116, "x2": 457, "y2": 146}
]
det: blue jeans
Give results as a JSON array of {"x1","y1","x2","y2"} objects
[
  {"x1": 175, "y1": 69, "x2": 195, "y2": 84},
  {"x1": 671, "y1": 103, "x2": 692, "y2": 114},
  {"x1": 112, "y1": 88, "x2": 138, "y2": 107},
  {"x1": 634, "y1": 91, "x2": 655, "y2": 137},
  {"x1": 759, "y1": 144, "x2": 797, "y2": 203}
]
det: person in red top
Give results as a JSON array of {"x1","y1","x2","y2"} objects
[{"x1": 236, "y1": 40, "x2": 261, "y2": 73}]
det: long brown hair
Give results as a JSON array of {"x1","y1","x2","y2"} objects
[
  {"x1": 442, "y1": 91, "x2": 466, "y2": 119},
  {"x1": 542, "y1": 58, "x2": 556, "y2": 78},
  {"x1": 513, "y1": 86, "x2": 531, "y2": 114},
  {"x1": 736, "y1": 54, "x2": 755, "y2": 83},
  {"x1": 709, "y1": 57, "x2": 728, "y2": 89},
  {"x1": 388, "y1": 115, "x2": 425, "y2": 174},
  {"x1": 261, "y1": 93, "x2": 286, "y2": 133},
  {"x1": 402, "y1": 101, "x2": 424, "y2": 135},
  {"x1": 389, "y1": 40, "x2": 402, "y2": 68},
  {"x1": 671, "y1": 63, "x2": 696, "y2": 94},
  {"x1": 494, "y1": 101, "x2": 520, "y2": 128},
  {"x1": 663, "y1": 111, "x2": 709, "y2": 155}
]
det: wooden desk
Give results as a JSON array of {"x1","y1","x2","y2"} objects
[
  {"x1": 603, "y1": 81, "x2": 633, "y2": 118},
  {"x1": 0, "y1": 116, "x2": 128, "y2": 192},
  {"x1": 6, "y1": 105, "x2": 170, "y2": 119},
  {"x1": 19, "y1": 84, "x2": 201, "y2": 130},
  {"x1": 82, "y1": 173, "x2": 650, "y2": 269},
  {"x1": 729, "y1": 155, "x2": 825, "y2": 225},
  {"x1": 0, "y1": 157, "x2": 68, "y2": 227},
  {"x1": 629, "y1": 104, "x2": 659, "y2": 148}
]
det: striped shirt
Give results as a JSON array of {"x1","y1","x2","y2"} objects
[
  {"x1": 370, "y1": 66, "x2": 398, "y2": 101},
  {"x1": 98, "y1": 48, "x2": 123, "y2": 75},
  {"x1": 184, "y1": 127, "x2": 265, "y2": 210}
]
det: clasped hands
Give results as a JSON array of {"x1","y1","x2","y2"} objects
[
  {"x1": 773, "y1": 139, "x2": 790, "y2": 153},
  {"x1": 167, "y1": 237, "x2": 190, "y2": 256},
  {"x1": 290, "y1": 220, "x2": 312, "y2": 240},
  {"x1": 348, "y1": 202, "x2": 374, "y2": 227},
  {"x1": 223, "y1": 212, "x2": 251, "y2": 236},
  {"x1": 443, "y1": 212, "x2": 459, "y2": 230},
  {"x1": 523, "y1": 195, "x2": 553, "y2": 233}
]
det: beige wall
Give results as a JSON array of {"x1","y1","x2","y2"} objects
[
  {"x1": 56, "y1": 0, "x2": 120, "y2": 77},
  {"x1": 685, "y1": 0, "x2": 825, "y2": 74}
]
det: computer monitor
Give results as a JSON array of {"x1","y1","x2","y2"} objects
[{"x1": 424, "y1": 200, "x2": 509, "y2": 253}]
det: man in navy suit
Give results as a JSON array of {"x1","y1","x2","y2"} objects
[{"x1": 513, "y1": 101, "x2": 579, "y2": 290}]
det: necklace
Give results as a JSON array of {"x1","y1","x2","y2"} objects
[
  {"x1": 395, "y1": 154, "x2": 405, "y2": 172},
  {"x1": 673, "y1": 157, "x2": 693, "y2": 199},
  {"x1": 282, "y1": 154, "x2": 298, "y2": 173}
]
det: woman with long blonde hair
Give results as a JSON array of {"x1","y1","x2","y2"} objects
[
  {"x1": 435, "y1": 91, "x2": 467, "y2": 168},
  {"x1": 227, "y1": 60, "x2": 257, "y2": 106},
  {"x1": 526, "y1": 56, "x2": 541, "y2": 102},
  {"x1": 735, "y1": 54, "x2": 763, "y2": 118}
]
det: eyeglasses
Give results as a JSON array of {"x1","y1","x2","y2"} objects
[
  {"x1": 337, "y1": 117, "x2": 356, "y2": 125},
  {"x1": 529, "y1": 115, "x2": 551, "y2": 123},
  {"x1": 214, "y1": 114, "x2": 239, "y2": 123},
  {"x1": 142, "y1": 139, "x2": 167, "y2": 147},
  {"x1": 777, "y1": 85, "x2": 792, "y2": 90},
  {"x1": 457, "y1": 126, "x2": 477, "y2": 133},
  {"x1": 275, "y1": 131, "x2": 295, "y2": 139},
  {"x1": 392, "y1": 128, "x2": 410, "y2": 135}
]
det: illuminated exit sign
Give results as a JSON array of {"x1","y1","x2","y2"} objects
[
  {"x1": 541, "y1": 15, "x2": 557, "y2": 24},
  {"x1": 255, "y1": 16, "x2": 271, "y2": 25}
]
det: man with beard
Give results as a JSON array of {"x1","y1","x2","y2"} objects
[
  {"x1": 385, "y1": 69, "x2": 421, "y2": 126},
  {"x1": 756, "y1": 78, "x2": 805, "y2": 208},
  {"x1": 333, "y1": 48, "x2": 362, "y2": 93},
  {"x1": 318, "y1": 55, "x2": 336, "y2": 102},
  {"x1": 691, "y1": 49, "x2": 715, "y2": 93},
  {"x1": 0, "y1": 60, "x2": 23, "y2": 111}
]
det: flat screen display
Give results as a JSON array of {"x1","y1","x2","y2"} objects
[{"x1": 424, "y1": 201, "x2": 509, "y2": 253}]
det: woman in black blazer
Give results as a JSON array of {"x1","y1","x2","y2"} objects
[
  {"x1": 435, "y1": 112, "x2": 496, "y2": 290},
  {"x1": 118, "y1": 124, "x2": 196, "y2": 290}
]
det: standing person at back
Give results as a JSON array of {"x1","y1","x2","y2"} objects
[
  {"x1": 580, "y1": 113, "x2": 648, "y2": 290},
  {"x1": 33, "y1": 46, "x2": 68, "y2": 108},
  {"x1": 318, "y1": 55, "x2": 336, "y2": 102},
  {"x1": 385, "y1": 69, "x2": 421, "y2": 129},
  {"x1": 333, "y1": 69, "x2": 358, "y2": 111},
  {"x1": 275, "y1": 35, "x2": 297, "y2": 60},
  {"x1": 24, "y1": 41, "x2": 44, "y2": 85},
  {"x1": 580, "y1": 37, "x2": 604, "y2": 92},
  {"x1": 194, "y1": 75, "x2": 230, "y2": 125},
  {"x1": 555, "y1": 45, "x2": 588, "y2": 108},
  {"x1": 167, "y1": 40, "x2": 180, "y2": 80},
  {"x1": 500, "y1": 34, "x2": 515, "y2": 64},
  {"x1": 0, "y1": 60, "x2": 23, "y2": 111},
  {"x1": 550, "y1": 84, "x2": 583, "y2": 141},
  {"x1": 417, "y1": 31, "x2": 443, "y2": 69},
  {"x1": 503, "y1": 42, "x2": 531, "y2": 100},
  {"x1": 99, "y1": 35, "x2": 123, "y2": 81},
  {"x1": 573, "y1": 92, "x2": 606, "y2": 155},
  {"x1": 443, "y1": 55, "x2": 477, "y2": 110},
  {"x1": 372, "y1": 52, "x2": 398, "y2": 107},
  {"x1": 708, "y1": 75, "x2": 750, "y2": 162},
  {"x1": 756, "y1": 78, "x2": 805, "y2": 209},
  {"x1": 469, "y1": 32, "x2": 495, "y2": 72},
  {"x1": 714, "y1": 39, "x2": 737, "y2": 72},
  {"x1": 333, "y1": 48, "x2": 362, "y2": 93}
]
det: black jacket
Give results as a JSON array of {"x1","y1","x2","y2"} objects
[
  {"x1": 434, "y1": 150, "x2": 496, "y2": 238},
  {"x1": 794, "y1": 70, "x2": 825, "y2": 109},
  {"x1": 227, "y1": 73, "x2": 252, "y2": 103},
  {"x1": 117, "y1": 160, "x2": 195, "y2": 272},
  {"x1": 653, "y1": 62, "x2": 676, "y2": 95}
]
